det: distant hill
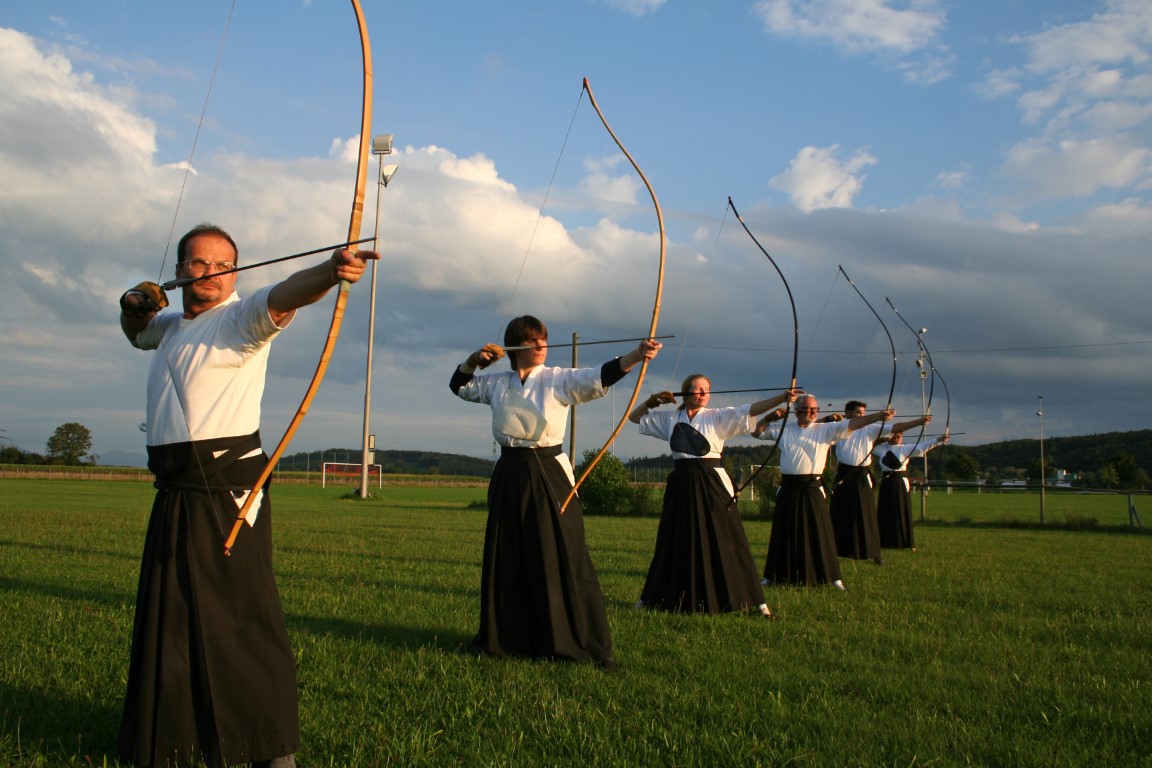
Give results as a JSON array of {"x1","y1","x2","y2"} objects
[
  {"x1": 958, "y1": 429, "x2": 1152, "y2": 476},
  {"x1": 626, "y1": 429, "x2": 1152, "y2": 482},
  {"x1": 91, "y1": 430, "x2": 1152, "y2": 481}
]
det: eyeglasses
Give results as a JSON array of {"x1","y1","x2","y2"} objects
[
  {"x1": 796, "y1": 407, "x2": 819, "y2": 412},
  {"x1": 182, "y1": 258, "x2": 235, "y2": 273}
]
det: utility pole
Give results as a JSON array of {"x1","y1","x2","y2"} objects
[
  {"x1": 569, "y1": 333, "x2": 578, "y2": 461},
  {"x1": 918, "y1": 328, "x2": 928, "y2": 521},
  {"x1": 1037, "y1": 395, "x2": 1046, "y2": 524}
]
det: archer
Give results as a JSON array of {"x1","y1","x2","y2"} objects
[{"x1": 117, "y1": 223, "x2": 378, "y2": 768}]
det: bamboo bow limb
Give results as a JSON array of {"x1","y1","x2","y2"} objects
[
  {"x1": 559, "y1": 77, "x2": 666, "y2": 514},
  {"x1": 224, "y1": 0, "x2": 373, "y2": 555}
]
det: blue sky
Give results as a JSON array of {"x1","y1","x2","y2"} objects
[{"x1": 1, "y1": 0, "x2": 1149, "y2": 466}]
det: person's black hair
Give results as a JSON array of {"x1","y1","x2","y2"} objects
[
  {"x1": 503, "y1": 315, "x2": 548, "y2": 369},
  {"x1": 176, "y1": 223, "x2": 239, "y2": 266}
]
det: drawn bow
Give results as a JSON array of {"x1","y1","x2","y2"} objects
[
  {"x1": 728, "y1": 196, "x2": 799, "y2": 503},
  {"x1": 560, "y1": 77, "x2": 666, "y2": 514},
  {"x1": 224, "y1": 0, "x2": 374, "y2": 554},
  {"x1": 836, "y1": 265, "x2": 898, "y2": 460},
  {"x1": 886, "y1": 297, "x2": 950, "y2": 452}
]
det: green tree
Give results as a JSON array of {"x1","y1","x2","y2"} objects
[
  {"x1": 1084, "y1": 464, "x2": 1119, "y2": 489},
  {"x1": 46, "y1": 422, "x2": 93, "y2": 465},
  {"x1": 1106, "y1": 453, "x2": 1151, "y2": 490},
  {"x1": 575, "y1": 449, "x2": 632, "y2": 516},
  {"x1": 939, "y1": 450, "x2": 979, "y2": 482},
  {"x1": 751, "y1": 464, "x2": 781, "y2": 520}
]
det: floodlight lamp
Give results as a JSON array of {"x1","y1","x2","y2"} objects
[
  {"x1": 381, "y1": 164, "x2": 398, "y2": 187},
  {"x1": 919, "y1": 328, "x2": 927, "y2": 334},
  {"x1": 372, "y1": 134, "x2": 394, "y2": 155}
]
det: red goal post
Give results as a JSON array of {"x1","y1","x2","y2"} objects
[{"x1": 322, "y1": 462, "x2": 382, "y2": 488}]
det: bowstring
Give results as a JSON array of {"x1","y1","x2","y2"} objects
[
  {"x1": 156, "y1": 0, "x2": 237, "y2": 283},
  {"x1": 154, "y1": 3, "x2": 237, "y2": 536},
  {"x1": 502, "y1": 87, "x2": 585, "y2": 334},
  {"x1": 498, "y1": 88, "x2": 585, "y2": 500},
  {"x1": 661, "y1": 202, "x2": 729, "y2": 395}
]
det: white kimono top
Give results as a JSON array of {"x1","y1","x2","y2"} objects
[
  {"x1": 755, "y1": 419, "x2": 852, "y2": 476},
  {"x1": 873, "y1": 439, "x2": 939, "y2": 472},
  {"x1": 453, "y1": 364, "x2": 609, "y2": 450},
  {"x1": 638, "y1": 405, "x2": 756, "y2": 496},
  {"x1": 133, "y1": 286, "x2": 285, "y2": 447},
  {"x1": 638, "y1": 406, "x2": 756, "y2": 459},
  {"x1": 834, "y1": 422, "x2": 887, "y2": 466}
]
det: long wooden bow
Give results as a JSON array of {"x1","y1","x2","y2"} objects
[
  {"x1": 559, "y1": 77, "x2": 666, "y2": 514},
  {"x1": 224, "y1": 0, "x2": 373, "y2": 554},
  {"x1": 886, "y1": 297, "x2": 949, "y2": 449},
  {"x1": 838, "y1": 265, "x2": 897, "y2": 451},
  {"x1": 727, "y1": 196, "x2": 799, "y2": 503}
]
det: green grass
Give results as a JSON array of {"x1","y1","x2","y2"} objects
[{"x1": 1, "y1": 480, "x2": 1150, "y2": 767}]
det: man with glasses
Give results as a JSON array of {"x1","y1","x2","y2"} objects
[
  {"x1": 117, "y1": 223, "x2": 379, "y2": 768},
  {"x1": 751, "y1": 394, "x2": 891, "y2": 588}
]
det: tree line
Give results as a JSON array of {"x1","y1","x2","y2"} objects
[
  {"x1": 4, "y1": 423, "x2": 1149, "y2": 492},
  {"x1": 0, "y1": 423, "x2": 95, "y2": 466}
]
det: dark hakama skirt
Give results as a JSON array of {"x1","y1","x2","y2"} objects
[
  {"x1": 640, "y1": 458, "x2": 765, "y2": 613},
  {"x1": 829, "y1": 463, "x2": 882, "y2": 562},
  {"x1": 119, "y1": 432, "x2": 299, "y2": 767},
  {"x1": 763, "y1": 474, "x2": 842, "y2": 586},
  {"x1": 877, "y1": 471, "x2": 916, "y2": 549},
  {"x1": 473, "y1": 445, "x2": 614, "y2": 668}
]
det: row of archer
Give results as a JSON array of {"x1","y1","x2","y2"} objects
[{"x1": 447, "y1": 305, "x2": 948, "y2": 669}]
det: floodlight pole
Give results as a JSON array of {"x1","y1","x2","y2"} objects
[
  {"x1": 918, "y1": 328, "x2": 928, "y2": 521},
  {"x1": 569, "y1": 333, "x2": 578, "y2": 461},
  {"x1": 360, "y1": 134, "x2": 396, "y2": 498},
  {"x1": 1037, "y1": 395, "x2": 1046, "y2": 524}
]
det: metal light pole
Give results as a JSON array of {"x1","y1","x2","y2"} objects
[
  {"x1": 918, "y1": 327, "x2": 928, "y2": 521},
  {"x1": 1037, "y1": 395, "x2": 1045, "y2": 524},
  {"x1": 569, "y1": 332, "x2": 578, "y2": 461},
  {"x1": 360, "y1": 134, "x2": 396, "y2": 499}
]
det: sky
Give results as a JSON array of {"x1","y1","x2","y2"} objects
[{"x1": 1, "y1": 0, "x2": 1149, "y2": 467}]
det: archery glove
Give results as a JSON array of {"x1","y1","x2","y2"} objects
[
  {"x1": 467, "y1": 343, "x2": 505, "y2": 370},
  {"x1": 645, "y1": 391, "x2": 676, "y2": 409},
  {"x1": 120, "y1": 281, "x2": 169, "y2": 318}
]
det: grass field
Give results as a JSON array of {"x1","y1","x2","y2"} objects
[{"x1": 1, "y1": 479, "x2": 1149, "y2": 767}]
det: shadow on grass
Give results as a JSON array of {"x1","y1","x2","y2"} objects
[
  {"x1": 0, "y1": 537, "x2": 140, "y2": 564},
  {"x1": 0, "y1": 575, "x2": 132, "y2": 607},
  {"x1": 917, "y1": 517, "x2": 1147, "y2": 535},
  {"x1": 0, "y1": 681, "x2": 121, "y2": 767},
  {"x1": 287, "y1": 613, "x2": 473, "y2": 655}
]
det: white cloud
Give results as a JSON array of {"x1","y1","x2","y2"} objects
[
  {"x1": 769, "y1": 145, "x2": 878, "y2": 212},
  {"x1": 931, "y1": 167, "x2": 971, "y2": 190},
  {"x1": 600, "y1": 0, "x2": 666, "y2": 17},
  {"x1": 990, "y1": 212, "x2": 1040, "y2": 234},
  {"x1": 1014, "y1": 0, "x2": 1151, "y2": 75},
  {"x1": 897, "y1": 50, "x2": 955, "y2": 86},
  {"x1": 977, "y1": 67, "x2": 1024, "y2": 100},
  {"x1": 980, "y1": 2, "x2": 1152, "y2": 205},
  {"x1": 1084, "y1": 197, "x2": 1152, "y2": 226},
  {"x1": 752, "y1": 0, "x2": 946, "y2": 54},
  {"x1": 1003, "y1": 136, "x2": 1152, "y2": 199},
  {"x1": 577, "y1": 155, "x2": 641, "y2": 206},
  {"x1": 993, "y1": 1, "x2": 1152, "y2": 134}
]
